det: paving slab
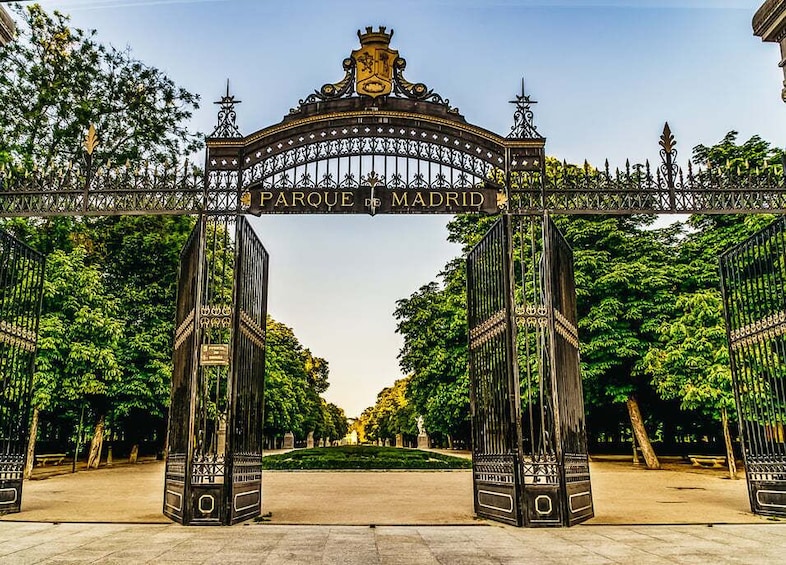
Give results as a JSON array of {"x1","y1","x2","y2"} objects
[
  {"x1": 1, "y1": 453, "x2": 785, "y2": 563},
  {"x1": 0, "y1": 523, "x2": 784, "y2": 564}
]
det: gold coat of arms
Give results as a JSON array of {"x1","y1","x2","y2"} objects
[{"x1": 352, "y1": 27, "x2": 398, "y2": 98}]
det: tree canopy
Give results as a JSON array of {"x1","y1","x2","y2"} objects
[{"x1": 0, "y1": 4, "x2": 201, "y2": 173}]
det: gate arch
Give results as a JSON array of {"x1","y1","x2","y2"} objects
[
  {"x1": 196, "y1": 26, "x2": 593, "y2": 529},
  {"x1": 203, "y1": 27, "x2": 545, "y2": 216}
]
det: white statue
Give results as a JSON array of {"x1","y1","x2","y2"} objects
[{"x1": 417, "y1": 415, "x2": 426, "y2": 436}]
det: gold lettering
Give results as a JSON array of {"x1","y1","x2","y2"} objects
[
  {"x1": 260, "y1": 192, "x2": 273, "y2": 207},
  {"x1": 412, "y1": 192, "x2": 426, "y2": 207},
  {"x1": 275, "y1": 192, "x2": 290, "y2": 207},
  {"x1": 429, "y1": 192, "x2": 444, "y2": 207},
  {"x1": 342, "y1": 192, "x2": 354, "y2": 207},
  {"x1": 307, "y1": 192, "x2": 322, "y2": 207},
  {"x1": 461, "y1": 192, "x2": 468, "y2": 207},
  {"x1": 392, "y1": 192, "x2": 409, "y2": 207},
  {"x1": 292, "y1": 192, "x2": 306, "y2": 208},
  {"x1": 446, "y1": 192, "x2": 459, "y2": 208},
  {"x1": 470, "y1": 192, "x2": 484, "y2": 207},
  {"x1": 324, "y1": 192, "x2": 338, "y2": 208}
]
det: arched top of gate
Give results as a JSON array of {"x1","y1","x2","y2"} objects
[{"x1": 205, "y1": 27, "x2": 546, "y2": 196}]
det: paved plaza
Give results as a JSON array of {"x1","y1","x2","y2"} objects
[
  {"x1": 1, "y1": 521, "x2": 786, "y2": 564},
  {"x1": 1, "y1": 457, "x2": 785, "y2": 563}
]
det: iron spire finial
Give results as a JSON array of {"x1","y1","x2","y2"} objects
[
  {"x1": 211, "y1": 80, "x2": 242, "y2": 138},
  {"x1": 507, "y1": 77, "x2": 541, "y2": 139}
]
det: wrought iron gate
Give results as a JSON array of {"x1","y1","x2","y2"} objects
[
  {"x1": 542, "y1": 216, "x2": 593, "y2": 526},
  {"x1": 721, "y1": 217, "x2": 786, "y2": 518},
  {"x1": 467, "y1": 215, "x2": 523, "y2": 526},
  {"x1": 228, "y1": 216, "x2": 268, "y2": 524},
  {"x1": 468, "y1": 214, "x2": 593, "y2": 528},
  {"x1": 164, "y1": 217, "x2": 203, "y2": 524},
  {"x1": 164, "y1": 215, "x2": 268, "y2": 525},
  {"x1": 0, "y1": 229, "x2": 44, "y2": 515}
]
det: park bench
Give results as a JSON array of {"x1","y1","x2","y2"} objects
[
  {"x1": 688, "y1": 454, "x2": 727, "y2": 468},
  {"x1": 35, "y1": 453, "x2": 68, "y2": 466}
]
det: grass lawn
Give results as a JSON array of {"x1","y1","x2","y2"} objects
[{"x1": 262, "y1": 445, "x2": 473, "y2": 470}]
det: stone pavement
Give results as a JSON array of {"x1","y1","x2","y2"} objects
[{"x1": 0, "y1": 521, "x2": 785, "y2": 564}]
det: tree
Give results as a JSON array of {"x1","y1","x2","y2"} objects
[
  {"x1": 34, "y1": 247, "x2": 124, "y2": 468},
  {"x1": 263, "y1": 318, "x2": 342, "y2": 445},
  {"x1": 324, "y1": 402, "x2": 349, "y2": 443},
  {"x1": 556, "y1": 214, "x2": 682, "y2": 469},
  {"x1": 644, "y1": 291, "x2": 738, "y2": 478},
  {"x1": 358, "y1": 377, "x2": 418, "y2": 445},
  {"x1": 0, "y1": 4, "x2": 201, "y2": 173},
  {"x1": 394, "y1": 258, "x2": 471, "y2": 447},
  {"x1": 640, "y1": 131, "x2": 786, "y2": 477},
  {"x1": 91, "y1": 215, "x2": 195, "y2": 451}
]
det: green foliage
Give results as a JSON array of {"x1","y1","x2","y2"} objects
[
  {"x1": 557, "y1": 214, "x2": 681, "y2": 406},
  {"x1": 263, "y1": 318, "x2": 343, "y2": 441},
  {"x1": 644, "y1": 290, "x2": 734, "y2": 419},
  {"x1": 34, "y1": 247, "x2": 123, "y2": 415},
  {"x1": 21, "y1": 215, "x2": 195, "y2": 446},
  {"x1": 261, "y1": 445, "x2": 472, "y2": 470},
  {"x1": 692, "y1": 131, "x2": 785, "y2": 175},
  {"x1": 357, "y1": 377, "x2": 418, "y2": 443},
  {"x1": 394, "y1": 258, "x2": 470, "y2": 444},
  {"x1": 0, "y1": 4, "x2": 201, "y2": 173}
]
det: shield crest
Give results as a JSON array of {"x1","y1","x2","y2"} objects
[{"x1": 352, "y1": 27, "x2": 398, "y2": 98}]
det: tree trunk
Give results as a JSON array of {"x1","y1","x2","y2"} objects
[
  {"x1": 631, "y1": 428, "x2": 640, "y2": 465},
  {"x1": 23, "y1": 407, "x2": 39, "y2": 480},
  {"x1": 129, "y1": 444, "x2": 139, "y2": 464},
  {"x1": 721, "y1": 407, "x2": 738, "y2": 480},
  {"x1": 87, "y1": 414, "x2": 105, "y2": 469},
  {"x1": 626, "y1": 396, "x2": 660, "y2": 470},
  {"x1": 447, "y1": 434, "x2": 453, "y2": 449}
]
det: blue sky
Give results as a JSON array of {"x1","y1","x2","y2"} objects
[{"x1": 25, "y1": 0, "x2": 786, "y2": 417}]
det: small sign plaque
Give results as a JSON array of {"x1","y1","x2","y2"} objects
[
  {"x1": 201, "y1": 344, "x2": 230, "y2": 366},
  {"x1": 247, "y1": 186, "x2": 502, "y2": 215}
]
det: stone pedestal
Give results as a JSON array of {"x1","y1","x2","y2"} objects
[
  {"x1": 306, "y1": 431, "x2": 314, "y2": 449},
  {"x1": 395, "y1": 433, "x2": 403, "y2": 448},
  {"x1": 417, "y1": 434, "x2": 429, "y2": 449},
  {"x1": 283, "y1": 431, "x2": 295, "y2": 449}
]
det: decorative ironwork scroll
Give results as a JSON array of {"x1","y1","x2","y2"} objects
[
  {"x1": 721, "y1": 217, "x2": 786, "y2": 519},
  {"x1": 508, "y1": 80, "x2": 542, "y2": 140},
  {"x1": 294, "y1": 27, "x2": 457, "y2": 113},
  {"x1": 0, "y1": 230, "x2": 44, "y2": 516},
  {"x1": 211, "y1": 81, "x2": 242, "y2": 139}
]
